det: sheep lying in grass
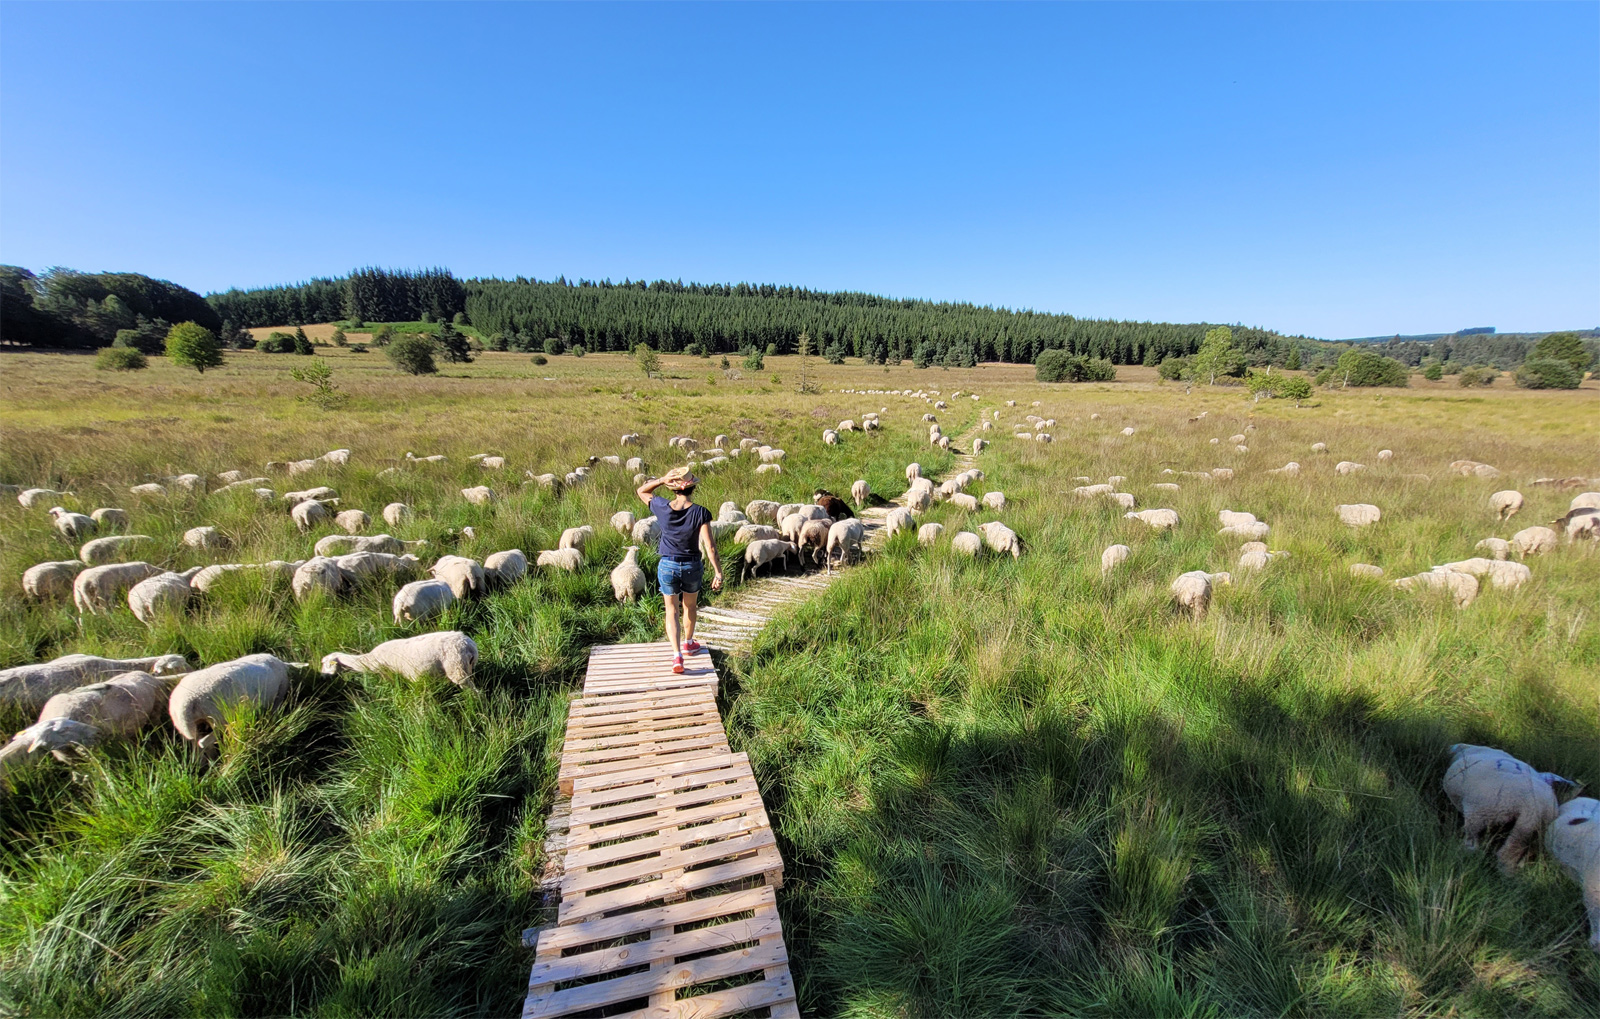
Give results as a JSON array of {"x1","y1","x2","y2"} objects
[
  {"x1": 1218, "y1": 510, "x2": 1257, "y2": 528},
  {"x1": 611, "y1": 546, "x2": 647, "y2": 602},
  {"x1": 1101, "y1": 544, "x2": 1131, "y2": 575},
  {"x1": 1125, "y1": 508, "x2": 1180, "y2": 531},
  {"x1": 321, "y1": 631, "x2": 479, "y2": 690},
  {"x1": 129, "y1": 483, "x2": 166, "y2": 498},
  {"x1": 1335, "y1": 504, "x2": 1381, "y2": 527},
  {"x1": 1267, "y1": 462, "x2": 1301, "y2": 476},
  {"x1": 1510, "y1": 526, "x2": 1558, "y2": 557},
  {"x1": 755, "y1": 463, "x2": 782, "y2": 475},
  {"x1": 976, "y1": 521, "x2": 1023, "y2": 559},
  {"x1": 1350, "y1": 563, "x2": 1385, "y2": 579},
  {"x1": 1547, "y1": 797, "x2": 1600, "y2": 952},
  {"x1": 1335, "y1": 461, "x2": 1365, "y2": 476},
  {"x1": 1434, "y1": 558, "x2": 1531, "y2": 591},
  {"x1": 183, "y1": 526, "x2": 228, "y2": 550},
  {"x1": 537, "y1": 548, "x2": 584, "y2": 573},
  {"x1": 1395, "y1": 569, "x2": 1478, "y2": 607},
  {"x1": 74, "y1": 561, "x2": 165, "y2": 614},
  {"x1": 1171, "y1": 571, "x2": 1230, "y2": 619},
  {"x1": 1475, "y1": 538, "x2": 1512, "y2": 560},
  {"x1": 1, "y1": 669, "x2": 174, "y2": 778},
  {"x1": 394, "y1": 579, "x2": 455, "y2": 623},
  {"x1": 1218, "y1": 521, "x2": 1271, "y2": 541},
  {"x1": 1311, "y1": 442, "x2": 1327, "y2": 453},
  {"x1": 49, "y1": 508, "x2": 95, "y2": 540},
  {"x1": 742, "y1": 539, "x2": 799, "y2": 580},
  {"x1": 79, "y1": 535, "x2": 152, "y2": 565},
  {"x1": 169, "y1": 653, "x2": 292, "y2": 759},
  {"x1": 1442, "y1": 744, "x2": 1563, "y2": 871},
  {"x1": 23, "y1": 560, "x2": 85, "y2": 600},
  {"x1": 827, "y1": 519, "x2": 865, "y2": 570},
  {"x1": 0, "y1": 653, "x2": 188, "y2": 713},
  {"x1": 1489, "y1": 490, "x2": 1524, "y2": 521}
]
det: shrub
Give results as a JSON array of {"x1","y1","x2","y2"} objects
[
  {"x1": 1246, "y1": 371, "x2": 1281, "y2": 400},
  {"x1": 742, "y1": 348, "x2": 765, "y2": 371},
  {"x1": 1458, "y1": 366, "x2": 1496, "y2": 387},
  {"x1": 1515, "y1": 357, "x2": 1581, "y2": 390},
  {"x1": 1036, "y1": 349, "x2": 1116, "y2": 383},
  {"x1": 165, "y1": 322, "x2": 225, "y2": 373},
  {"x1": 349, "y1": 318, "x2": 365, "y2": 329},
  {"x1": 289, "y1": 358, "x2": 346, "y2": 408},
  {"x1": 372, "y1": 325, "x2": 395, "y2": 347},
  {"x1": 258, "y1": 332, "x2": 296, "y2": 353},
  {"x1": 765, "y1": 343, "x2": 777, "y2": 357},
  {"x1": 1530, "y1": 332, "x2": 1592, "y2": 375},
  {"x1": 684, "y1": 342, "x2": 707, "y2": 357},
  {"x1": 112, "y1": 319, "x2": 167, "y2": 354},
  {"x1": 95, "y1": 346, "x2": 147, "y2": 371},
  {"x1": 1156, "y1": 356, "x2": 1189, "y2": 380},
  {"x1": 348, "y1": 343, "x2": 369, "y2": 353},
  {"x1": 637, "y1": 345, "x2": 662, "y2": 377},
  {"x1": 386, "y1": 334, "x2": 437, "y2": 375},
  {"x1": 435, "y1": 322, "x2": 473, "y2": 363},
  {"x1": 1278, "y1": 376, "x2": 1313, "y2": 405},
  {"x1": 532, "y1": 354, "x2": 548, "y2": 366},
  {"x1": 292, "y1": 327, "x2": 314, "y2": 356},
  {"x1": 823, "y1": 344, "x2": 846, "y2": 365},
  {"x1": 1423, "y1": 361, "x2": 1444, "y2": 381},
  {"x1": 719, "y1": 355, "x2": 730, "y2": 370},
  {"x1": 1333, "y1": 349, "x2": 1408, "y2": 387},
  {"x1": 452, "y1": 311, "x2": 467, "y2": 326},
  {"x1": 571, "y1": 344, "x2": 585, "y2": 357},
  {"x1": 544, "y1": 337, "x2": 563, "y2": 356},
  {"x1": 331, "y1": 328, "x2": 347, "y2": 347}
]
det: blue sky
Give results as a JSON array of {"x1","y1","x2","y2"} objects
[{"x1": 1, "y1": 2, "x2": 1594, "y2": 339}]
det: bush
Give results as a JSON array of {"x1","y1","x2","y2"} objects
[
  {"x1": 719, "y1": 355, "x2": 730, "y2": 370},
  {"x1": 1332, "y1": 349, "x2": 1408, "y2": 387},
  {"x1": 543, "y1": 337, "x2": 563, "y2": 356},
  {"x1": 742, "y1": 348, "x2": 765, "y2": 371},
  {"x1": 372, "y1": 325, "x2": 394, "y2": 347},
  {"x1": 637, "y1": 345, "x2": 662, "y2": 377},
  {"x1": 349, "y1": 318, "x2": 365, "y2": 329},
  {"x1": 331, "y1": 328, "x2": 347, "y2": 347},
  {"x1": 571, "y1": 344, "x2": 585, "y2": 357},
  {"x1": 1156, "y1": 356, "x2": 1189, "y2": 380},
  {"x1": 1278, "y1": 376, "x2": 1313, "y2": 404},
  {"x1": 823, "y1": 343, "x2": 846, "y2": 365},
  {"x1": 1458, "y1": 366, "x2": 1496, "y2": 387},
  {"x1": 292, "y1": 327, "x2": 314, "y2": 356},
  {"x1": 452, "y1": 311, "x2": 467, "y2": 326},
  {"x1": 1314, "y1": 366, "x2": 1335, "y2": 387},
  {"x1": 165, "y1": 322, "x2": 225, "y2": 373},
  {"x1": 1515, "y1": 357, "x2": 1581, "y2": 390},
  {"x1": 95, "y1": 346, "x2": 147, "y2": 371},
  {"x1": 1036, "y1": 349, "x2": 1116, "y2": 383},
  {"x1": 435, "y1": 322, "x2": 473, "y2": 363},
  {"x1": 386, "y1": 334, "x2": 437, "y2": 375},
  {"x1": 532, "y1": 354, "x2": 548, "y2": 366},
  {"x1": 258, "y1": 332, "x2": 296, "y2": 353},
  {"x1": 112, "y1": 319, "x2": 167, "y2": 355},
  {"x1": 1530, "y1": 332, "x2": 1592, "y2": 375},
  {"x1": 1423, "y1": 362, "x2": 1444, "y2": 381},
  {"x1": 289, "y1": 358, "x2": 346, "y2": 409},
  {"x1": 684, "y1": 342, "x2": 707, "y2": 357}
]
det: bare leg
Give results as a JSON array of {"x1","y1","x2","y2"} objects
[
  {"x1": 682, "y1": 590, "x2": 699, "y2": 644},
  {"x1": 663, "y1": 593, "x2": 682, "y2": 652}
]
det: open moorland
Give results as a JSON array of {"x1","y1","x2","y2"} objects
[{"x1": 1, "y1": 347, "x2": 1598, "y2": 1018}]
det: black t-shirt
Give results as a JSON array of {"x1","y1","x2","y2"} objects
[{"x1": 650, "y1": 495, "x2": 712, "y2": 560}]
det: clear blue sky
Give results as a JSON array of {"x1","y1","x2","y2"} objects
[{"x1": 2, "y1": 2, "x2": 1595, "y2": 339}]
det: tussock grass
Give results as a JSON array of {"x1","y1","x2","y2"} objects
[{"x1": 1, "y1": 349, "x2": 1597, "y2": 1015}]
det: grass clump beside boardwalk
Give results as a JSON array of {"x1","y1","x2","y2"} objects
[{"x1": 0, "y1": 346, "x2": 1597, "y2": 1015}]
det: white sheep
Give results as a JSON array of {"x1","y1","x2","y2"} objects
[
  {"x1": 431, "y1": 555, "x2": 485, "y2": 598},
  {"x1": 314, "y1": 534, "x2": 411, "y2": 557},
  {"x1": 0, "y1": 653, "x2": 187, "y2": 713},
  {"x1": 1335, "y1": 504, "x2": 1381, "y2": 527},
  {"x1": 759, "y1": 448, "x2": 786, "y2": 463},
  {"x1": 129, "y1": 483, "x2": 167, "y2": 498},
  {"x1": 1442, "y1": 744, "x2": 1561, "y2": 871},
  {"x1": 976, "y1": 521, "x2": 1023, "y2": 559},
  {"x1": 1267, "y1": 462, "x2": 1301, "y2": 476},
  {"x1": 1152, "y1": 483, "x2": 1180, "y2": 493},
  {"x1": 461, "y1": 486, "x2": 497, "y2": 506},
  {"x1": 1211, "y1": 468, "x2": 1234, "y2": 480},
  {"x1": 742, "y1": 539, "x2": 798, "y2": 580},
  {"x1": 1377, "y1": 449, "x2": 1394, "y2": 462},
  {"x1": 917, "y1": 522, "x2": 945, "y2": 546},
  {"x1": 632, "y1": 515, "x2": 661, "y2": 545},
  {"x1": 559, "y1": 525, "x2": 594, "y2": 552},
  {"x1": 332, "y1": 509, "x2": 370, "y2": 534},
  {"x1": 393, "y1": 579, "x2": 456, "y2": 623},
  {"x1": 611, "y1": 510, "x2": 638, "y2": 535},
  {"x1": 1488, "y1": 490, "x2": 1524, "y2": 521},
  {"x1": 322, "y1": 631, "x2": 479, "y2": 690},
  {"x1": 283, "y1": 486, "x2": 338, "y2": 506},
  {"x1": 1433, "y1": 558, "x2": 1531, "y2": 591},
  {"x1": 798, "y1": 519, "x2": 832, "y2": 565},
  {"x1": 755, "y1": 463, "x2": 782, "y2": 475},
  {"x1": 982, "y1": 492, "x2": 1006, "y2": 511},
  {"x1": 292, "y1": 499, "x2": 332, "y2": 532},
  {"x1": 620, "y1": 432, "x2": 642, "y2": 447},
  {"x1": 331, "y1": 552, "x2": 417, "y2": 584},
  {"x1": 1075, "y1": 484, "x2": 1113, "y2": 499},
  {"x1": 49, "y1": 507, "x2": 96, "y2": 540},
  {"x1": 863, "y1": 418, "x2": 881, "y2": 431},
  {"x1": 609, "y1": 546, "x2": 647, "y2": 602},
  {"x1": 884, "y1": 507, "x2": 917, "y2": 539},
  {"x1": 90, "y1": 507, "x2": 128, "y2": 530},
  {"x1": 950, "y1": 531, "x2": 981, "y2": 556},
  {"x1": 1217, "y1": 521, "x2": 1271, "y2": 542},
  {"x1": 1109, "y1": 492, "x2": 1136, "y2": 510},
  {"x1": 826, "y1": 519, "x2": 865, "y2": 569},
  {"x1": 183, "y1": 525, "x2": 228, "y2": 550},
  {"x1": 1569, "y1": 492, "x2": 1600, "y2": 512},
  {"x1": 1559, "y1": 508, "x2": 1600, "y2": 542},
  {"x1": 23, "y1": 560, "x2": 85, "y2": 600},
  {"x1": 19, "y1": 487, "x2": 72, "y2": 509},
  {"x1": 744, "y1": 500, "x2": 779, "y2": 525},
  {"x1": 905, "y1": 487, "x2": 933, "y2": 513},
  {"x1": 948, "y1": 493, "x2": 979, "y2": 512},
  {"x1": 1170, "y1": 571, "x2": 1230, "y2": 619},
  {"x1": 1510, "y1": 526, "x2": 1558, "y2": 557},
  {"x1": 1228, "y1": 433, "x2": 1246, "y2": 444},
  {"x1": 1, "y1": 670, "x2": 174, "y2": 775},
  {"x1": 536, "y1": 548, "x2": 584, "y2": 573},
  {"x1": 906, "y1": 463, "x2": 922, "y2": 482},
  {"x1": 1100, "y1": 544, "x2": 1131, "y2": 575},
  {"x1": 1394, "y1": 570, "x2": 1478, "y2": 607},
  {"x1": 73, "y1": 561, "x2": 164, "y2": 614},
  {"x1": 1218, "y1": 510, "x2": 1257, "y2": 528},
  {"x1": 320, "y1": 448, "x2": 351, "y2": 466},
  {"x1": 168, "y1": 653, "x2": 292, "y2": 757},
  {"x1": 1311, "y1": 442, "x2": 1327, "y2": 453},
  {"x1": 292, "y1": 557, "x2": 347, "y2": 601},
  {"x1": 190, "y1": 561, "x2": 299, "y2": 594},
  {"x1": 851, "y1": 480, "x2": 871, "y2": 506},
  {"x1": 1237, "y1": 549, "x2": 1288, "y2": 572},
  {"x1": 736, "y1": 524, "x2": 781, "y2": 543},
  {"x1": 823, "y1": 429, "x2": 839, "y2": 446},
  {"x1": 526, "y1": 472, "x2": 560, "y2": 490},
  {"x1": 128, "y1": 571, "x2": 194, "y2": 623},
  {"x1": 1546, "y1": 797, "x2": 1600, "y2": 952},
  {"x1": 1125, "y1": 508, "x2": 1180, "y2": 531},
  {"x1": 1474, "y1": 537, "x2": 1512, "y2": 560},
  {"x1": 1121, "y1": 427, "x2": 1136, "y2": 436},
  {"x1": 484, "y1": 549, "x2": 528, "y2": 587},
  {"x1": 1349, "y1": 563, "x2": 1385, "y2": 579}
]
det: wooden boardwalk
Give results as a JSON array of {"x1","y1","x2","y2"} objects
[{"x1": 524, "y1": 643, "x2": 799, "y2": 1019}]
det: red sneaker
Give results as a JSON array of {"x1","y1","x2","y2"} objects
[
  {"x1": 671, "y1": 654, "x2": 685, "y2": 674},
  {"x1": 682, "y1": 639, "x2": 703, "y2": 654}
]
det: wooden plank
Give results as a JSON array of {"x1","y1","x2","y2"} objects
[
  {"x1": 527, "y1": 932, "x2": 789, "y2": 1016},
  {"x1": 558, "y1": 746, "x2": 733, "y2": 794},
  {"x1": 533, "y1": 885, "x2": 777, "y2": 952},
  {"x1": 559, "y1": 846, "x2": 785, "y2": 922},
  {"x1": 562, "y1": 826, "x2": 778, "y2": 895},
  {"x1": 566, "y1": 774, "x2": 761, "y2": 832},
  {"x1": 570, "y1": 752, "x2": 749, "y2": 795},
  {"x1": 527, "y1": 909, "x2": 783, "y2": 985},
  {"x1": 563, "y1": 810, "x2": 770, "y2": 872},
  {"x1": 566, "y1": 756, "x2": 751, "y2": 809}
]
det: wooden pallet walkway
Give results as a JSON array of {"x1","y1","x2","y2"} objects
[{"x1": 525, "y1": 643, "x2": 799, "y2": 1019}]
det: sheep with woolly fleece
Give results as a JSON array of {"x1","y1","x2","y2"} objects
[
  {"x1": 1234, "y1": 445, "x2": 1248, "y2": 454},
  {"x1": 1218, "y1": 521, "x2": 1271, "y2": 542},
  {"x1": 937, "y1": 435, "x2": 953, "y2": 450},
  {"x1": 1472, "y1": 538, "x2": 1511, "y2": 560},
  {"x1": 1434, "y1": 558, "x2": 1531, "y2": 591},
  {"x1": 1125, "y1": 508, "x2": 1180, "y2": 531},
  {"x1": 536, "y1": 548, "x2": 584, "y2": 573},
  {"x1": 1171, "y1": 571, "x2": 1230, "y2": 618},
  {"x1": 1211, "y1": 468, "x2": 1235, "y2": 480},
  {"x1": 460, "y1": 485, "x2": 496, "y2": 506},
  {"x1": 314, "y1": 533, "x2": 416, "y2": 557},
  {"x1": 558, "y1": 525, "x2": 594, "y2": 552},
  {"x1": 1335, "y1": 504, "x2": 1381, "y2": 527},
  {"x1": 905, "y1": 487, "x2": 933, "y2": 513},
  {"x1": 1510, "y1": 526, "x2": 1558, "y2": 557},
  {"x1": 826, "y1": 519, "x2": 865, "y2": 570},
  {"x1": 1571, "y1": 492, "x2": 1600, "y2": 512},
  {"x1": 1487, "y1": 490, "x2": 1524, "y2": 521},
  {"x1": 906, "y1": 463, "x2": 922, "y2": 482},
  {"x1": 1034, "y1": 433, "x2": 1053, "y2": 444},
  {"x1": 283, "y1": 486, "x2": 338, "y2": 506},
  {"x1": 1349, "y1": 563, "x2": 1385, "y2": 579},
  {"x1": 620, "y1": 432, "x2": 642, "y2": 447},
  {"x1": 1394, "y1": 569, "x2": 1478, "y2": 607},
  {"x1": 632, "y1": 515, "x2": 661, "y2": 546},
  {"x1": 183, "y1": 525, "x2": 228, "y2": 550},
  {"x1": 20, "y1": 488, "x2": 74, "y2": 509},
  {"x1": 322, "y1": 631, "x2": 479, "y2": 691},
  {"x1": 822, "y1": 429, "x2": 839, "y2": 446},
  {"x1": 1311, "y1": 442, "x2": 1327, "y2": 453},
  {"x1": 168, "y1": 653, "x2": 292, "y2": 758},
  {"x1": 1546, "y1": 797, "x2": 1600, "y2": 952},
  {"x1": 742, "y1": 539, "x2": 799, "y2": 581},
  {"x1": 850, "y1": 480, "x2": 871, "y2": 506},
  {"x1": 1075, "y1": 484, "x2": 1113, "y2": 499},
  {"x1": 738, "y1": 438, "x2": 762, "y2": 451},
  {"x1": 189, "y1": 561, "x2": 298, "y2": 594},
  {"x1": 1237, "y1": 549, "x2": 1288, "y2": 572},
  {"x1": 756, "y1": 463, "x2": 782, "y2": 475},
  {"x1": 735, "y1": 524, "x2": 781, "y2": 544},
  {"x1": 976, "y1": 521, "x2": 1023, "y2": 559},
  {"x1": 292, "y1": 499, "x2": 332, "y2": 532},
  {"x1": 292, "y1": 557, "x2": 347, "y2": 602},
  {"x1": 600, "y1": 545, "x2": 646, "y2": 603},
  {"x1": 1101, "y1": 544, "x2": 1131, "y2": 575},
  {"x1": 1558, "y1": 508, "x2": 1600, "y2": 542},
  {"x1": 864, "y1": 418, "x2": 881, "y2": 431},
  {"x1": 838, "y1": 419, "x2": 857, "y2": 432},
  {"x1": 982, "y1": 492, "x2": 1006, "y2": 511},
  {"x1": 393, "y1": 578, "x2": 455, "y2": 623},
  {"x1": 1218, "y1": 510, "x2": 1257, "y2": 528},
  {"x1": 1229, "y1": 433, "x2": 1246, "y2": 444},
  {"x1": 90, "y1": 507, "x2": 128, "y2": 530},
  {"x1": 1377, "y1": 449, "x2": 1394, "y2": 462},
  {"x1": 129, "y1": 483, "x2": 167, "y2": 498},
  {"x1": 2, "y1": 669, "x2": 175, "y2": 776},
  {"x1": 884, "y1": 507, "x2": 917, "y2": 539},
  {"x1": 917, "y1": 522, "x2": 945, "y2": 546},
  {"x1": 331, "y1": 552, "x2": 418, "y2": 584},
  {"x1": 327, "y1": 509, "x2": 368, "y2": 534},
  {"x1": 799, "y1": 519, "x2": 832, "y2": 565},
  {"x1": 49, "y1": 508, "x2": 95, "y2": 540},
  {"x1": 23, "y1": 560, "x2": 85, "y2": 600},
  {"x1": 0, "y1": 652, "x2": 187, "y2": 713},
  {"x1": 483, "y1": 549, "x2": 528, "y2": 588},
  {"x1": 947, "y1": 492, "x2": 979, "y2": 512},
  {"x1": 406, "y1": 452, "x2": 447, "y2": 464},
  {"x1": 1267, "y1": 462, "x2": 1301, "y2": 476},
  {"x1": 949, "y1": 530, "x2": 983, "y2": 558},
  {"x1": 1442, "y1": 743, "x2": 1562, "y2": 871},
  {"x1": 1109, "y1": 492, "x2": 1135, "y2": 510},
  {"x1": 1121, "y1": 427, "x2": 1136, "y2": 436},
  {"x1": 528, "y1": 473, "x2": 560, "y2": 490},
  {"x1": 73, "y1": 561, "x2": 164, "y2": 614},
  {"x1": 128, "y1": 571, "x2": 196, "y2": 623},
  {"x1": 431, "y1": 555, "x2": 485, "y2": 598},
  {"x1": 759, "y1": 448, "x2": 786, "y2": 463},
  {"x1": 778, "y1": 514, "x2": 807, "y2": 544},
  {"x1": 1153, "y1": 483, "x2": 1180, "y2": 493},
  {"x1": 610, "y1": 510, "x2": 638, "y2": 536}
]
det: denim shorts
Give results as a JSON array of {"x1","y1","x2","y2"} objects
[{"x1": 657, "y1": 557, "x2": 704, "y2": 596}]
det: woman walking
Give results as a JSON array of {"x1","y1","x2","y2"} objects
[{"x1": 635, "y1": 466, "x2": 725, "y2": 673}]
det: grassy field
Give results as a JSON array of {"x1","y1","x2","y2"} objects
[{"x1": 1, "y1": 346, "x2": 1597, "y2": 1017}]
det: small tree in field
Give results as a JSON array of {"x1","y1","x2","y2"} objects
[
  {"x1": 386, "y1": 335, "x2": 437, "y2": 375},
  {"x1": 795, "y1": 332, "x2": 820, "y2": 394},
  {"x1": 165, "y1": 322, "x2": 224, "y2": 374},
  {"x1": 1278, "y1": 376, "x2": 1313, "y2": 406},
  {"x1": 289, "y1": 358, "x2": 347, "y2": 408},
  {"x1": 636, "y1": 344, "x2": 661, "y2": 378},
  {"x1": 1189, "y1": 327, "x2": 1240, "y2": 386},
  {"x1": 293, "y1": 326, "x2": 314, "y2": 355}
]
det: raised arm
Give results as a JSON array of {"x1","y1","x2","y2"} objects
[{"x1": 636, "y1": 466, "x2": 685, "y2": 506}]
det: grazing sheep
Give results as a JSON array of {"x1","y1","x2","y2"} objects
[
  {"x1": 0, "y1": 652, "x2": 187, "y2": 713},
  {"x1": 129, "y1": 483, "x2": 167, "y2": 498},
  {"x1": 813, "y1": 492, "x2": 853, "y2": 521},
  {"x1": 906, "y1": 463, "x2": 922, "y2": 482},
  {"x1": 917, "y1": 522, "x2": 945, "y2": 546},
  {"x1": 982, "y1": 492, "x2": 1006, "y2": 511},
  {"x1": 89, "y1": 507, "x2": 128, "y2": 530},
  {"x1": 735, "y1": 524, "x2": 781, "y2": 544},
  {"x1": 1108, "y1": 492, "x2": 1136, "y2": 510},
  {"x1": 128, "y1": 571, "x2": 194, "y2": 623},
  {"x1": 883, "y1": 507, "x2": 917, "y2": 539},
  {"x1": 608, "y1": 546, "x2": 648, "y2": 603},
  {"x1": 1, "y1": 669, "x2": 175, "y2": 775},
  {"x1": 759, "y1": 448, "x2": 787, "y2": 463},
  {"x1": 1571, "y1": 492, "x2": 1600, "y2": 512},
  {"x1": 1555, "y1": 507, "x2": 1599, "y2": 542},
  {"x1": 611, "y1": 510, "x2": 638, "y2": 535},
  {"x1": 168, "y1": 653, "x2": 292, "y2": 758},
  {"x1": 1267, "y1": 462, "x2": 1301, "y2": 476},
  {"x1": 905, "y1": 487, "x2": 933, "y2": 513},
  {"x1": 1237, "y1": 549, "x2": 1288, "y2": 572},
  {"x1": 19, "y1": 488, "x2": 73, "y2": 509},
  {"x1": 332, "y1": 509, "x2": 370, "y2": 534},
  {"x1": 1434, "y1": 558, "x2": 1531, "y2": 591},
  {"x1": 1211, "y1": 468, "x2": 1235, "y2": 480},
  {"x1": 558, "y1": 525, "x2": 594, "y2": 552},
  {"x1": 48, "y1": 508, "x2": 96, "y2": 540},
  {"x1": 393, "y1": 579, "x2": 456, "y2": 623},
  {"x1": 1395, "y1": 570, "x2": 1478, "y2": 607},
  {"x1": 314, "y1": 533, "x2": 411, "y2": 557},
  {"x1": 1335, "y1": 461, "x2": 1365, "y2": 476},
  {"x1": 620, "y1": 433, "x2": 642, "y2": 447},
  {"x1": 1311, "y1": 442, "x2": 1327, "y2": 453},
  {"x1": 73, "y1": 561, "x2": 164, "y2": 614},
  {"x1": 1121, "y1": 427, "x2": 1136, "y2": 436},
  {"x1": 976, "y1": 521, "x2": 1023, "y2": 559},
  {"x1": 1152, "y1": 483, "x2": 1180, "y2": 493},
  {"x1": 745, "y1": 500, "x2": 780, "y2": 525},
  {"x1": 755, "y1": 463, "x2": 782, "y2": 475},
  {"x1": 431, "y1": 555, "x2": 486, "y2": 598},
  {"x1": 851, "y1": 480, "x2": 871, "y2": 506},
  {"x1": 527, "y1": 473, "x2": 560, "y2": 490},
  {"x1": 189, "y1": 561, "x2": 298, "y2": 593},
  {"x1": 332, "y1": 552, "x2": 418, "y2": 584},
  {"x1": 742, "y1": 539, "x2": 799, "y2": 580},
  {"x1": 1488, "y1": 490, "x2": 1524, "y2": 521},
  {"x1": 183, "y1": 526, "x2": 227, "y2": 550},
  {"x1": 1228, "y1": 434, "x2": 1245, "y2": 444},
  {"x1": 1474, "y1": 537, "x2": 1512, "y2": 560},
  {"x1": 23, "y1": 560, "x2": 86, "y2": 600},
  {"x1": 292, "y1": 557, "x2": 347, "y2": 601},
  {"x1": 738, "y1": 438, "x2": 762, "y2": 451},
  {"x1": 1377, "y1": 449, "x2": 1394, "y2": 462},
  {"x1": 1546, "y1": 797, "x2": 1600, "y2": 952},
  {"x1": 798, "y1": 519, "x2": 832, "y2": 565},
  {"x1": 461, "y1": 486, "x2": 496, "y2": 506},
  {"x1": 822, "y1": 429, "x2": 839, "y2": 446},
  {"x1": 322, "y1": 631, "x2": 479, "y2": 691},
  {"x1": 484, "y1": 549, "x2": 528, "y2": 587},
  {"x1": 1510, "y1": 526, "x2": 1559, "y2": 557},
  {"x1": 948, "y1": 492, "x2": 979, "y2": 512},
  {"x1": 1170, "y1": 571, "x2": 1230, "y2": 619},
  {"x1": 1442, "y1": 744, "x2": 1561, "y2": 871},
  {"x1": 1125, "y1": 508, "x2": 1180, "y2": 531},
  {"x1": 536, "y1": 548, "x2": 584, "y2": 573},
  {"x1": 1101, "y1": 544, "x2": 1131, "y2": 575},
  {"x1": 405, "y1": 452, "x2": 447, "y2": 464},
  {"x1": 1335, "y1": 504, "x2": 1381, "y2": 527},
  {"x1": 632, "y1": 515, "x2": 661, "y2": 545},
  {"x1": 1234, "y1": 445, "x2": 1248, "y2": 454},
  {"x1": 1218, "y1": 510, "x2": 1257, "y2": 528},
  {"x1": 292, "y1": 499, "x2": 332, "y2": 532},
  {"x1": 1349, "y1": 563, "x2": 1385, "y2": 579},
  {"x1": 826, "y1": 519, "x2": 866, "y2": 569},
  {"x1": 283, "y1": 486, "x2": 338, "y2": 506},
  {"x1": 1218, "y1": 521, "x2": 1271, "y2": 542},
  {"x1": 863, "y1": 418, "x2": 881, "y2": 431}
]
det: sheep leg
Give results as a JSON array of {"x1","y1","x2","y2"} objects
[
  {"x1": 1461, "y1": 807, "x2": 1489, "y2": 851},
  {"x1": 1498, "y1": 815, "x2": 1542, "y2": 872},
  {"x1": 1584, "y1": 885, "x2": 1600, "y2": 952},
  {"x1": 196, "y1": 730, "x2": 218, "y2": 761}
]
